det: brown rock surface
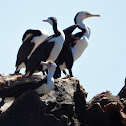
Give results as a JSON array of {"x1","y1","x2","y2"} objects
[
  {"x1": 0, "y1": 74, "x2": 23, "y2": 89},
  {"x1": 0, "y1": 74, "x2": 126, "y2": 126}
]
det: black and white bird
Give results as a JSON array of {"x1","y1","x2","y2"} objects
[
  {"x1": 25, "y1": 17, "x2": 65, "y2": 76},
  {"x1": 0, "y1": 61, "x2": 56, "y2": 112},
  {"x1": 15, "y1": 27, "x2": 49, "y2": 74},
  {"x1": 22, "y1": 29, "x2": 49, "y2": 43},
  {"x1": 54, "y1": 11, "x2": 100, "y2": 78}
]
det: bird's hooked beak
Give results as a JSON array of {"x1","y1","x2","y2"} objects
[
  {"x1": 88, "y1": 13, "x2": 101, "y2": 17},
  {"x1": 41, "y1": 61, "x2": 51, "y2": 68},
  {"x1": 43, "y1": 19, "x2": 48, "y2": 22}
]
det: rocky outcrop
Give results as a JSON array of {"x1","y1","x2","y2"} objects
[
  {"x1": 0, "y1": 74, "x2": 126, "y2": 126},
  {"x1": 0, "y1": 74, "x2": 23, "y2": 89}
]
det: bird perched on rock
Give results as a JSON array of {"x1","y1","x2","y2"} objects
[
  {"x1": 15, "y1": 27, "x2": 49, "y2": 74},
  {"x1": 54, "y1": 11, "x2": 100, "y2": 78},
  {"x1": 25, "y1": 17, "x2": 65, "y2": 76},
  {"x1": 15, "y1": 19, "x2": 77, "y2": 75},
  {"x1": 0, "y1": 61, "x2": 56, "y2": 112}
]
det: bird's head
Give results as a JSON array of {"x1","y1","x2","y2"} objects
[
  {"x1": 41, "y1": 60, "x2": 57, "y2": 70},
  {"x1": 74, "y1": 11, "x2": 100, "y2": 23},
  {"x1": 43, "y1": 17, "x2": 58, "y2": 26}
]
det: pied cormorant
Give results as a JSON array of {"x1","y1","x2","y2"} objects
[
  {"x1": 25, "y1": 17, "x2": 65, "y2": 76},
  {"x1": 15, "y1": 26, "x2": 49, "y2": 74},
  {"x1": 0, "y1": 61, "x2": 56, "y2": 112},
  {"x1": 54, "y1": 11, "x2": 100, "y2": 78}
]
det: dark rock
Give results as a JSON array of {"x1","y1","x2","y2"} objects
[
  {"x1": 88, "y1": 91, "x2": 120, "y2": 108},
  {"x1": 0, "y1": 90, "x2": 43, "y2": 126},
  {"x1": 0, "y1": 74, "x2": 126, "y2": 126},
  {"x1": 84, "y1": 102, "x2": 110, "y2": 126},
  {"x1": 41, "y1": 77, "x2": 83, "y2": 125},
  {"x1": 118, "y1": 78, "x2": 126, "y2": 98},
  {"x1": 0, "y1": 75, "x2": 84, "y2": 126},
  {"x1": 103, "y1": 101, "x2": 124, "y2": 126},
  {"x1": 74, "y1": 82, "x2": 87, "y2": 125},
  {"x1": 118, "y1": 86, "x2": 126, "y2": 98},
  {"x1": 87, "y1": 91, "x2": 124, "y2": 126},
  {"x1": 0, "y1": 90, "x2": 68, "y2": 126}
]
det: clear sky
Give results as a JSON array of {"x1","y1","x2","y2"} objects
[{"x1": 0, "y1": 0, "x2": 126, "y2": 101}]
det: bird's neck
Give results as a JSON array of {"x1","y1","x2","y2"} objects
[
  {"x1": 76, "y1": 19, "x2": 90, "y2": 39},
  {"x1": 77, "y1": 19, "x2": 87, "y2": 31},
  {"x1": 47, "y1": 68, "x2": 55, "y2": 81},
  {"x1": 53, "y1": 22, "x2": 61, "y2": 36}
]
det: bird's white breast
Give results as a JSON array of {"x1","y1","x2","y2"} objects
[
  {"x1": 71, "y1": 36, "x2": 88, "y2": 62},
  {"x1": 35, "y1": 78, "x2": 54, "y2": 94},
  {"x1": 47, "y1": 33, "x2": 65, "y2": 61},
  {"x1": 27, "y1": 31, "x2": 49, "y2": 59}
]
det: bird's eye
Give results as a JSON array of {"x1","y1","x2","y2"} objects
[
  {"x1": 48, "y1": 61, "x2": 52, "y2": 64},
  {"x1": 86, "y1": 12, "x2": 90, "y2": 15}
]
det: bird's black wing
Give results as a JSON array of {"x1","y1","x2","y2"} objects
[
  {"x1": 55, "y1": 28, "x2": 84, "y2": 65},
  {"x1": 55, "y1": 25, "x2": 78, "y2": 65},
  {"x1": 54, "y1": 43, "x2": 73, "y2": 78},
  {"x1": 63, "y1": 24, "x2": 78, "y2": 41},
  {"x1": 0, "y1": 76, "x2": 47, "y2": 98},
  {"x1": 74, "y1": 31, "x2": 84, "y2": 38},
  {"x1": 22, "y1": 29, "x2": 42, "y2": 43},
  {"x1": 26, "y1": 38, "x2": 55, "y2": 74},
  {"x1": 70, "y1": 31, "x2": 85, "y2": 47},
  {"x1": 16, "y1": 36, "x2": 35, "y2": 67},
  {"x1": 55, "y1": 42, "x2": 73, "y2": 66}
]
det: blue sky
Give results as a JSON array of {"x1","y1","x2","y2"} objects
[{"x1": 0, "y1": 0, "x2": 126, "y2": 100}]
